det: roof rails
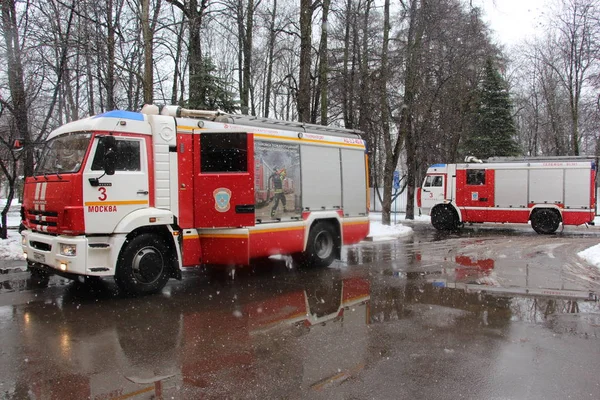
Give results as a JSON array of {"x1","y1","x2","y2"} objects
[
  {"x1": 486, "y1": 155, "x2": 596, "y2": 163},
  {"x1": 142, "y1": 104, "x2": 363, "y2": 139}
]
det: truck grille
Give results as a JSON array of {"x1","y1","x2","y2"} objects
[
  {"x1": 27, "y1": 210, "x2": 59, "y2": 233},
  {"x1": 30, "y1": 241, "x2": 52, "y2": 251}
]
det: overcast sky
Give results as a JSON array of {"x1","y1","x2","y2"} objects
[{"x1": 476, "y1": 0, "x2": 547, "y2": 46}]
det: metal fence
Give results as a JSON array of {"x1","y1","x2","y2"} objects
[{"x1": 369, "y1": 188, "x2": 419, "y2": 214}]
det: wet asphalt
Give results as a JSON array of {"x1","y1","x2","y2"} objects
[{"x1": 0, "y1": 220, "x2": 600, "y2": 399}]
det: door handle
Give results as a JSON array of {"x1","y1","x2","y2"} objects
[
  {"x1": 137, "y1": 190, "x2": 149, "y2": 195},
  {"x1": 422, "y1": 189, "x2": 430, "y2": 193}
]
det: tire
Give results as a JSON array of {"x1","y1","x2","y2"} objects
[
  {"x1": 29, "y1": 266, "x2": 50, "y2": 287},
  {"x1": 430, "y1": 206, "x2": 459, "y2": 231},
  {"x1": 295, "y1": 222, "x2": 339, "y2": 268},
  {"x1": 115, "y1": 233, "x2": 172, "y2": 295},
  {"x1": 531, "y1": 208, "x2": 561, "y2": 234}
]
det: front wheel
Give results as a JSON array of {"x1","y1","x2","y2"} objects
[
  {"x1": 294, "y1": 222, "x2": 339, "y2": 268},
  {"x1": 531, "y1": 209, "x2": 561, "y2": 234},
  {"x1": 430, "y1": 206, "x2": 459, "y2": 231},
  {"x1": 28, "y1": 264, "x2": 50, "y2": 287},
  {"x1": 115, "y1": 233, "x2": 172, "y2": 295}
]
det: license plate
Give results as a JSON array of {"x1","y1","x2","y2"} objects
[{"x1": 33, "y1": 252, "x2": 45, "y2": 262}]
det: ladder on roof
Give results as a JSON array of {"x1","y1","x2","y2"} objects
[
  {"x1": 143, "y1": 104, "x2": 363, "y2": 138},
  {"x1": 486, "y1": 155, "x2": 597, "y2": 163}
]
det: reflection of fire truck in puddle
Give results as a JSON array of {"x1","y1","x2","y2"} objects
[
  {"x1": 413, "y1": 247, "x2": 596, "y2": 301},
  {"x1": 182, "y1": 277, "x2": 371, "y2": 394},
  {"x1": 13, "y1": 277, "x2": 370, "y2": 398}
]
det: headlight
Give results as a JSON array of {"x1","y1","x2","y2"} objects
[
  {"x1": 59, "y1": 243, "x2": 77, "y2": 257},
  {"x1": 21, "y1": 236, "x2": 27, "y2": 246}
]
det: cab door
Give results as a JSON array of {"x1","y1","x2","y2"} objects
[
  {"x1": 83, "y1": 135, "x2": 150, "y2": 234},
  {"x1": 421, "y1": 174, "x2": 445, "y2": 214},
  {"x1": 193, "y1": 131, "x2": 255, "y2": 228}
]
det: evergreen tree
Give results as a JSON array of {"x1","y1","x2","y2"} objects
[
  {"x1": 462, "y1": 58, "x2": 520, "y2": 159},
  {"x1": 187, "y1": 58, "x2": 238, "y2": 113}
]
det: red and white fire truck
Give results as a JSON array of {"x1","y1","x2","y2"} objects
[
  {"x1": 417, "y1": 157, "x2": 596, "y2": 234},
  {"x1": 21, "y1": 105, "x2": 370, "y2": 294}
]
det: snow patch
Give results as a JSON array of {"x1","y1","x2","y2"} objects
[{"x1": 577, "y1": 243, "x2": 600, "y2": 269}]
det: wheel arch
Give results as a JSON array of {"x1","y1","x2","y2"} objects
[
  {"x1": 305, "y1": 217, "x2": 342, "y2": 259},
  {"x1": 121, "y1": 224, "x2": 182, "y2": 279},
  {"x1": 431, "y1": 203, "x2": 462, "y2": 222},
  {"x1": 528, "y1": 205, "x2": 563, "y2": 222}
]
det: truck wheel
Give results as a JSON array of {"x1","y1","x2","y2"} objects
[
  {"x1": 431, "y1": 206, "x2": 458, "y2": 231},
  {"x1": 29, "y1": 265, "x2": 50, "y2": 287},
  {"x1": 295, "y1": 222, "x2": 339, "y2": 268},
  {"x1": 531, "y1": 209, "x2": 561, "y2": 234},
  {"x1": 115, "y1": 233, "x2": 172, "y2": 295}
]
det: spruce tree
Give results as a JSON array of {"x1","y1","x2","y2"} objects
[
  {"x1": 462, "y1": 58, "x2": 520, "y2": 159},
  {"x1": 187, "y1": 58, "x2": 238, "y2": 113}
]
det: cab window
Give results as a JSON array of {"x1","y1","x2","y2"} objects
[
  {"x1": 91, "y1": 137, "x2": 141, "y2": 171},
  {"x1": 424, "y1": 175, "x2": 443, "y2": 187}
]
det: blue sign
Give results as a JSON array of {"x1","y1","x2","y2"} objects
[{"x1": 393, "y1": 171, "x2": 400, "y2": 190}]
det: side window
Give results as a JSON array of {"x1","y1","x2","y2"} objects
[
  {"x1": 432, "y1": 176, "x2": 443, "y2": 187},
  {"x1": 424, "y1": 176, "x2": 432, "y2": 187},
  {"x1": 200, "y1": 132, "x2": 247, "y2": 173},
  {"x1": 91, "y1": 138, "x2": 141, "y2": 171},
  {"x1": 466, "y1": 169, "x2": 485, "y2": 185}
]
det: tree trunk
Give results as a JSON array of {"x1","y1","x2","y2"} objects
[
  {"x1": 263, "y1": 0, "x2": 277, "y2": 118},
  {"x1": 106, "y1": 0, "x2": 116, "y2": 110},
  {"x1": 241, "y1": 0, "x2": 254, "y2": 115},
  {"x1": 1, "y1": 0, "x2": 33, "y2": 177},
  {"x1": 142, "y1": 0, "x2": 153, "y2": 104},
  {"x1": 318, "y1": 0, "x2": 330, "y2": 125},
  {"x1": 298, "y1": 0, "x2": 312, "y2": 122}
]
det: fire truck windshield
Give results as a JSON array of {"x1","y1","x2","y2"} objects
[{"x1": 35, "y1": 132, "x2": 92, "y2": 175}]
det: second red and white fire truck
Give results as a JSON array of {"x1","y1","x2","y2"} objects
[
  {"x1": 21, "y1": 105, "x2": 370, "y2": 295},
  {"x1": 418, "y1": 157, "x2": 596, "y2": 234}
]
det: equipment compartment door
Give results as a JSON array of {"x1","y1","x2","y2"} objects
[
  {"x1": 193, "y1": 131, "x2": 255, "y2": 228},
  {"x1": 456, "y1": 168, "x2": 494, "y2": 222}
]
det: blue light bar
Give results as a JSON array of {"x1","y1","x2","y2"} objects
[{"x1": 94, "y1": 110, "x2": 145, "y2": 121}]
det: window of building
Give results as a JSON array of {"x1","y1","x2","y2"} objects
[{"x1": 200, "y1": 132, "x2": 248, "y2": 173}]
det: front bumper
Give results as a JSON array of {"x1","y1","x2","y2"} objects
[{"x1": 22, "y1": 230, "x2": 120, "y2": 277}]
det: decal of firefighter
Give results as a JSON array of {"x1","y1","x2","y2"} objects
[{"x1": 254, "y1": 141, "x2": 301, "y2": 220}]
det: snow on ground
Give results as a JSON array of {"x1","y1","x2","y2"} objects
[
  {"x1": 578, "y1": 244, "x2": 600, "y2": 270},
  {"x1": 367, "y1": 212, "x2": 417, "y2": 241},
  {"x1": 0, "y1": 199, "x2": 26, "y2": 261}
]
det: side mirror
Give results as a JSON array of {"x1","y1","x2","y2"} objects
[{"x1": 104, "y1": 136, "x2": 117, "y2": 175}]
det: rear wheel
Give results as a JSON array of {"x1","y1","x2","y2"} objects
[
  {"x1": 295, "y1": 222, "x2": 339, "y2": 268},
  {"x1": 531, "y1": 208, "x2": 561, "y2": 234},
  {"x1": 115, "y1": 233, "x2": 172, "y2": 295},
  {"x1": 430, "y1": 206, "x2": 459, "y2": 231}
]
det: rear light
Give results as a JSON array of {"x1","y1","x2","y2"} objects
[{"x1": 417, "y1": 188, "x2": 422, "y2": 208}]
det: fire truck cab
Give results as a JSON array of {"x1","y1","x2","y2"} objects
[
  {"x1": 21, "y1": 105, "x2": 370, "y2": 295},
  {"x1": 418, "y1": 157, "x2": 596, "y2": 234}
]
